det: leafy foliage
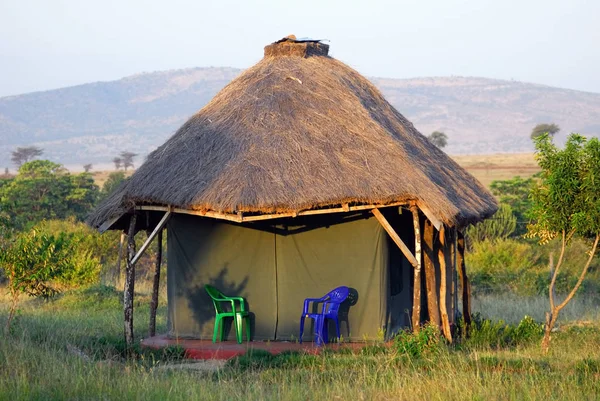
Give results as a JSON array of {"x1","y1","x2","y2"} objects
[
  {"x1": 1, "y1": 228, "x2": 75, "y2": 300},
  {"x1": 393, "y1": 324, "x2": 442, "y2": 358},
  {"x1": 100, "y1": 171, "x2": 126, "y2": 201},
  {"x1": 463, "y1": 314, "x2": 543, "y2": 349},
  {"x1": 0, "y1": 160, "x2": 99, "y2": 230},
  {"x1": 466, "y1": 204, "x2": 517, "y2": 245},
  {"x1": 490, "y1": 176, "x2": 535, "y2": 234},
  {"x1": 528, "y1": 134, "x2": 600, "y2": 243},
  {"x1": 530, "y1": 123, "x2": 560, "y2": 140}
]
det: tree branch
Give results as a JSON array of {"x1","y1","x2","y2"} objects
[
  {"x1": 549, "y1": 230, "x2": 567, "y2": 311},
  {"x1": 556, "y1": 234, "x2": 599, "y2": 313}
]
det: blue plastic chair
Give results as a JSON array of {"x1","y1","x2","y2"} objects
[{"x1": 299, "y1": 286, "x2": 349, "y2": 345}]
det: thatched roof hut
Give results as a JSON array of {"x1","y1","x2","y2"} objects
[
  {"x1": 91, "y1": 37, "x2": 497, "y2": 346},
  {"x1": 89, "y1": 37, "x2": 496, "y2": 231}
]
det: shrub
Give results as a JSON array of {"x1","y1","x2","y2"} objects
[
  {"x1": 463, "y1": 314, "x2": 543, "y2": 349},
  {"x1": 466, "y1": 238, "x2": 539, "y2": 295},
  {"x1": 392, "y1": 324, "x2": 442, "y2": 358},
  {"x1": 466, "y1": 204, "x2": 517, "y2": 246}
]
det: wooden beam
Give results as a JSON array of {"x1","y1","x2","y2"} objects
[
  {"x1": 410, "y1": 205, "x2": 422, "y2": 333},
  {"x1": 99, "y1": 214, "x2": 121, "y2": 233},
  {"x1": 438, "y1": 226, "x2": 452, "y2": 342},
  {"x1": 451, "y1": 228, "x2": 458, "y2": 326},
  {"x1": 457, "y1": 230, "x2": 472, "y2": 330},
  {"x1": 372, "y1": 208, "x2": 418, "y2": 269},
  {"x1": 116, "y1": 232, "x2": 125, "y2": 287},
  {"x1": 417, "y1": 203, "x2": 444, "y2": 231},
  {"x1": 124, "y1": 214, "x2": 137, "y2": 352},
  {"x1": 148, "y1": 229, "x2": 163, "y2": 338},
  {"x1": 135, "y1": 201, "x2": 409, "y2": 224},
  {"x1": 137, "y1": 205, "x2": 242, "y2": 223},
  {"x1": 130, "y1": 211, "x2": 171, "y2": 266},
  {"x1": 423, "y1": 219, "x2": 441, "y2": 327}
]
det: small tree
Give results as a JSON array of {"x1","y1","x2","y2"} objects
[
  {"x1": 428, "y1": 131, "x2": 448, "y2": 148},
  {"x1": 83, "y1": 164, "x2": 93, "y2": 173},
  {"x1": 0, "y1": 160, "x2": 99, "y2": 230},
  {"x1": 0, "y1": 228, "x2": 74, "y2": 332},
  {"x1": 120, "y1": 151, "x2": 138, "y2": 171},
  {"x1": 526, "y1": 133, "x2": 600, "y2": 352},
  {"x1": 11, "y1": 146, "x2": 43, "y2": 167},
  {"x1": 100, "y1": 171, "x2": 126, "y2": 200},
  {"x1": 530, "y1": 123, "x2": 560, "y2": 140},
  {"x1": 112, "y1": 157, "x2": 123, "y2": 170},
  {"x1": 490, "y1": 176, "x2": 536, "y2": 235}
]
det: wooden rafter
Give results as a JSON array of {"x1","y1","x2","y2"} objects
[
  {"x1": 134, "y1": 201, "x2": 408, "y2": 224},
  {"x1": 371, "y1": 208, "x2": 418, "y2": 269},
  {"x1": 130, "y1": 210, "x2": 171, "y2": 266}
]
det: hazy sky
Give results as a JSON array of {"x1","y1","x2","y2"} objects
[{"x1": 1, "y1": 0, "x2": 599, "y2": 97}]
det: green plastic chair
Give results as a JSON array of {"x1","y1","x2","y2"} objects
[{"x1": 204, "y1": 284, "x2": 251, "y2": 343}]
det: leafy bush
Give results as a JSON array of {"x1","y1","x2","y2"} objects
[
  {"x1": 392, "y1": 324, "x2": 442, "y2": 358},
  {"x1": 0, "y1": 160, "x2": 99, "y2": 230},
  {"x1": 463, "y1": 314, "x2": 543, "y2": 349},
  {"x1": 490, "y1": 176, "x2": 536, "y2": 235},
  {"x1": 466, "y1": 237, "x2": 600, "y2": 296},
  {"x1": 466, "y1": 204, "x2": 517, "y2": 246},
  {"x1": 36, "y1": 218, "x2": 120, "y2": 280},
  {"x1": 467, "y1": 238, "x2": 540, "y2": 294}
]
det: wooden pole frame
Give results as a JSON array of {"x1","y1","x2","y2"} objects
[
  {"x1": 131, "y1": 210, "x2": 171, "y2": 266},
  {"x1": 372, "y1": 208, "x2": 418, "y2": 268},
  {"x1": 438, "y1": 226, "x2": 452, "y2": 342},
  {"x1": 423, "y1": 219, "x2": 441, "y2": 328},
  {"x1": 135, "y1": 202, "x2": 408, "y2": 224},
  {"x1": 124, "y1": 214, "x2": 137, "y2": 352},
  {"x1": 410, "y1": 205, "x2": 422, "y2": 333},
  {"x1": 148, "y1": 229, "x2": 163, "y2": 338},
  {"x1": 457, "y1": 230, "x2": 472, "y2": 330}
]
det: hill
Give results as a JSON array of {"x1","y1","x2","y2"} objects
[{"x1": 1, "y1": 67, "x2": 599, "y2": 169}]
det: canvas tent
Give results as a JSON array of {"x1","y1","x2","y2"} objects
[{"x1": 89, "y1": 36, "x2": 498, "y2": 346}]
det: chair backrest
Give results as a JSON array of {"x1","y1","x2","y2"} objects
[
  {"x1": 323, "y1": 286, "x2": 349, "y2": 314},
  {"x1": 204, "y1": 284, "x2": 226, "y2": 314}
]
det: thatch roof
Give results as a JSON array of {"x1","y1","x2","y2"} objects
[{"x1": 89, "y1": 37, "x2": 497, "y2": 229}]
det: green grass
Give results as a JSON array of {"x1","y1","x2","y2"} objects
[{"x1": 1, "y1": 285, "x2": 600, "y2": 400}]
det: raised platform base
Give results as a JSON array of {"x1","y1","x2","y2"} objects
[{"x1": 142, "y1": 335, "x2": 368, "y2": 360}]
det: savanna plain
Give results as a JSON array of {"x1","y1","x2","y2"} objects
[{"x1": 1, "y1": 152, "x2": 600, "y2": 401}]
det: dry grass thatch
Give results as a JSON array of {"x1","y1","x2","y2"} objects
[{"x1": 89, "y1": 38, "x2": 498, "y2": 229}]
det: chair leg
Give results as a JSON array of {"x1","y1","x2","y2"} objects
[
  {"x1": 213, "y1": 316, "x2": 221, "y2": 343},
  {"x1": 315, "y1": 316, "x2": 324, "y2": 346},
  {"x1": 299, "y1": 317, "x2": 305, "y2": 344},
  {"x1": 321, "y1": 318, "x2": 329, "y2": 344},
  {"x1": 218, "y1": 316, "x2": 226, "y2": 341},
  {"x1": 334, "y1": 318, "x2": 341, "y2": 342},
  {"x1": 234, "y1": 314, "x2": 241, "y2": 344}
]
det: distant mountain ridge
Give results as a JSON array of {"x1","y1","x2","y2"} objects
[{"x1": 1, "y1": 67, "x2": 599, "y2": 169}]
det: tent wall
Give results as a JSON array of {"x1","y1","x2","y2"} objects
[
  {"x1": 275, "y1": 215, "x2": 388, "y2": 341},
  {"x1": 166, "y1": 210, "x2": 414, "y2": 341},
  {"x1": 167, "y1": 215, "x2": 277, "y2": 340}
]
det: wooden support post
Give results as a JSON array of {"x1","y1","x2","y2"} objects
[
  {"x1": 116, "y1": 232, "x2": 125, "y2": 287},
  {"x1": 450, "y1": 228, "x2": 458, "y2": 326},
  {"x1": 438, "y1": 226, "x2": 452, "y2": 342},
  {"x1": 124, "y1": 214, "x2": 137, "y2": 352},
  {"x1": 148, "y1": 229, "x2": 163, "y2": 338},
  {"x1": 423, "y1": 219, "x2": 441, "y2": 327},
  {"x1": 372, "y1": 208, "x2": 418, "y2": 268},
  {"x1": 457, "y1": 230, "x2": 472, "y2": 330},
  {"x1": 410, "y1": 205, "x2": 422, "y2": 333}
]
